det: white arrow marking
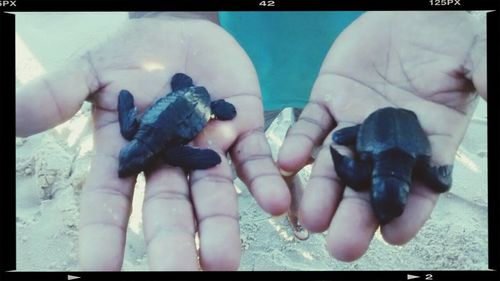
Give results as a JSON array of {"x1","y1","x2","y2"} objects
[{"x1": 407, "y1": 274, "x2": 420, "y2": 280}]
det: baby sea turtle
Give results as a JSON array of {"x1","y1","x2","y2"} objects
[
  {"x1": 330, "y1": 107, "x2": 453, "y2": 224},
  {"x1": 117, "y1": 73, "x2": 236, "y2": 178}
]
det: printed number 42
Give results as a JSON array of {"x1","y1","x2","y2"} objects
[{"x1": 259, "y1": 1, "x2": 275, "y2": 6}]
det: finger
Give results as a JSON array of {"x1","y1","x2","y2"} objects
[
  {"x1": 189, "y1": 151, "x2": 241, "y2": 271},
  {"x1": 231, "y1": 129, "x2": 291, "y2": 216},
  {"x1": 278, "y1": 101, "x2": 335, "y2": 175},
  {"x1": 196, "y1": 91, "x2": 291, "y2": 216},
  {"x1": 326, "y1": 187, "x2": 379, "y2": 262},
  {"x1": 79, "y1": 120, "x2": 135, "y2": 271},
  {"x1": 194, "y1": 93, "x2": 290, "y2": 217},
  {"x1": 381, "y1": 180, "x2": 439, "y2": 245},
  {"x1": 16, "y1": 54, "x2": 102, "y2": 137},
  {"x1": 299, "y1": 145, "x2": 345, "y2": 233},
  {"x1": 142, "y1": 165, "x2": 198, "y2": 271}
]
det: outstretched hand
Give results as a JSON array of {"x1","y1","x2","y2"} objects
[
  {"x1": 16, "y1": 17, "x2": 290, "y2": 270},
  {"x1": 278, "y1": 11, "x2": 486, "y2": 261}
]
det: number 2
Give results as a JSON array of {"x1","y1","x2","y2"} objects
[{"x1": 426, "y1": 274, "x2": 433, "y2": 280}]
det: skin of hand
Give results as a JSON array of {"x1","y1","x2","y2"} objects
[
  {"x1": 16, "y1": 15, "x2": 291, "y2": 271},
  {"x1": 278, "y1": 11, "x2": 486, "y2": 262}
]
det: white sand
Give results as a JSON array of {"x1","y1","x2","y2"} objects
[{"x1": 15, "y1": 12, "x2": 488, "y2": 271}]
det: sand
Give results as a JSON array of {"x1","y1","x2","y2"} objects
[{"x1": 14, "y1": 12, "x2": 489, "y2": 271}]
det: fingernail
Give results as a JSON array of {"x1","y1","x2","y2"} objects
[{"x1": 280, "y1": 168, "x2": 294, "y2": 177}]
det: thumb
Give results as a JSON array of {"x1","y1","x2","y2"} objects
[
  {"x1": 466, "y1": 13, "x2": 486, "y2": 100},
  {"x1": 16, "y1": 54, "x2": 102, "y2": 137}
]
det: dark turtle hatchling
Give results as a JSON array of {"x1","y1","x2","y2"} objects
[
  {"x1": 117, "y1": 73, "x2": 236, "y2": 178},
  {"x1": 330, "y1": 107, "x2": 453, "y2": 224}
]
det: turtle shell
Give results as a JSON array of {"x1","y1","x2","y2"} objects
[
  {"x1": 356, "y1": 107, "x2": 431, "y2": 159},
  {"x1": 135, "y1": 86, "x2": 211, "y2": 151}
]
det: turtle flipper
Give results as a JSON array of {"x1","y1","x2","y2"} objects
[
  {"x1": 330, "y1": 146, "x2": 371, "y2": 191},
  {"x1": 332, "y1": 125, "x2": 361, "y2": 146},
  {"x1": 118, "y1": 90, "x2": 140, "y2": 140},
  {"x1": 211, "y1": 99, "x2": 237, "y2": 120},
  {"x1": 164, "y1": 146, "x2": 221, "y2": 170},
  {"x1": 417, "y1": 161, "x2": 453, "y2": 193},
  {"x1": 171, "y1": 73, "x2": 194, "y2": 91}
]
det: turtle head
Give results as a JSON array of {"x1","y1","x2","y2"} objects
[
  {"x1": 118, "y1": 140, "x2": 152, "y2": 178},
  {"x1": 371, "y1": 176, "x2": 410, "y2": 225}
]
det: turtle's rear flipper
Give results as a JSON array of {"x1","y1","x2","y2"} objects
[
  {"x1": 164, "y1": 146, "x2": 221, "y2": 170},
  {"x1": 118, "y1": 90, "x2": 139, "y2": 140},
  {"x1": 211, "y1": 99, "x2": 237, "y2": 120},
  {"x1": 171, "y1": 73, "x2": 194, "y2": 91},
  {"x1": 332, "y1": 125, "x2": 361, "y2": 146},
  {"x1": 330, "y1": 146, "x2": 371, "y2": 191},
  {"x1": 417, "y1": 162, "x2": 453, "y2": 193}
]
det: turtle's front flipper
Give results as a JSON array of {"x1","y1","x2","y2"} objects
[
  {"x1": 118, "y1": 90, "x2": 139, "y2": 140},
  {"x1": 171, "y1": 73, "x2": 194, "y2": 91},
  {"x1": 211, "y1": 100, "x2": 237, "y2": 120},
  {"x1": 417, "y1": 161, "x2": 453, "y2": 193},
  {"x1": 330, "y1": 146, "x2": 371, "y2": 191},
  {"x1": 164, "y1": 146, "x2": 221, "y2": 170},
  {"x1": 332, "y1": 125, "x2": 361, "y2": 146}
]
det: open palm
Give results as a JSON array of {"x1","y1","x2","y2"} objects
[
  {"x1": 278, "y1": 11, "x2": 486, "y2": 261},
  {"x1": 16, "y1": 18, "x2": 290, "y2": 270}
]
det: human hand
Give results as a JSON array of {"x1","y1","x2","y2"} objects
[
  {"x1": 278, "y1": 11, "x2": 486, "y2": 261},
  {"x1": 16, "y1": 16, "x2": 290, "y2": 270}
]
